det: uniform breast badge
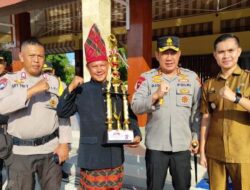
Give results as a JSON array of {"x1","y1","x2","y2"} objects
[
  {"x1": 181, "y1": 95, "x2": 189, "y2": 104},
  {"x1": 178, "y1": 74, "x2": 189, "y2": 82},
  {"x1": 46, "y1": 95, "x2": 58, "y2": 109},
  {"x1": 49, "y1": 98, "x2": 58, "y2": 109},
  {"x1": 104, "y1": 34, "x2": 134, "y2": 144},
  {"x1": 152, "y1": 75, "x2": 161, "y2": 83},
  {"x1": 180, "y1": 88, "x2": 190, "y2": 94},
  {"x1": 14, "y1": 79, "x2": 25, "y2": 84},
  {"x1": 210, "y1": 102, "x2": 216, "y2": 110},
  {"x1": 208, "y1": 87, "x2": 216, "y2": 111}
]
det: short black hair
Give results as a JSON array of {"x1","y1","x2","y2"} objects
[
  {"x1": 21, "y1": 37, "x2": 44, "y2": 51},
  {"x1": 214, "y1": 33, "x2": 240, "y2": 50}
]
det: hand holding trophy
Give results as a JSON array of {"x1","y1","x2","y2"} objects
[{"x1": 105, "y1": 34, "x2": 134, "y2": 144}]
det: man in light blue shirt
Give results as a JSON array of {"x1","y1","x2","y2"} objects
[{"x1": 132, "y1": 36, "x2": 201, "y2": 190}]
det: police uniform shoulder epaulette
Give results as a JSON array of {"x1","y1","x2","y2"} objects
[
  {"x1": 180, "y1": 68, "x2": 197, "y2": 78},
  {"x1": 144, "y1": 69, "x2": 157, "y2": 75},
  {"x1": 203, "y1": 77, "x2": 215, "y2": 85},
  {"x1": 180, "y1": 67, "x2": 190, "y2": 72},
  {"x1": 4, "y1": 72, "x2": 17, "y2": 79},
  {"x1": 180, "y1": 67, "x2": 195, "y2": 74},
  {"x1": 6, "y1": 72, "x2": 15, "y2": 74},
  {"x1": 48, "y1": 74, "x2": 59, "y2": 84},
  {"x1": 43, "y1": 72, "x2": 55, "y2": 77},
  {"x1": 143, "y1": 69, "x2": 158, "y2": 77},
  {"x1": 4, "y1": 71, "x2": 16, "y2": 76}
]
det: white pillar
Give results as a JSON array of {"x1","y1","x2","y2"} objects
[{"x1": 82, "y1": 0, "x2": 111, "y2": 82}]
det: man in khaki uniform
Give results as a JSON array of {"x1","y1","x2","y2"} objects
[
  {"x1": 0, "y1": 38, "x2": 71, "y2": 190},
  {"x1": 200, "y1": 33, "x2": 250, "y2": 190}
]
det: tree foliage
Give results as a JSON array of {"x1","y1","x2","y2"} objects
[
  {"x1": 0, "y1": 50, "x2": 12, "y2": 66},
  {"x1": 46, "y1": 54, "x2": 75, "y2": 85},
  {"x1": 118, "y1": 47, "x2": 128, "y2": 82}
]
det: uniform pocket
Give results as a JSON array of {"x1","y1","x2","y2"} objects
[
  {"x1": 208, "y1": 93, "x2": 217, "y2": 102},
  {"x1": 207, "y1": 93, "x2": 218, "y2": 112},
  {"x1": 176, "y1": 86, "x2": 193, "y2": 108}
]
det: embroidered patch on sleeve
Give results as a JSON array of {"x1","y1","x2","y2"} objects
[
  {"x1": 135, "y1": 76, "x2": 146, "y2": 90},
  {"x1": 0, "y1": 78, "x2": 8, "y2": 90}
]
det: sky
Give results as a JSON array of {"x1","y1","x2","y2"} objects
[{"x1": 66, "y1": 52, "x2": 75, "y2": 66}]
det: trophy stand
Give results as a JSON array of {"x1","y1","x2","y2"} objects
[{"x1": 105, "y1": 34, "x2": 134, "y2": 144}]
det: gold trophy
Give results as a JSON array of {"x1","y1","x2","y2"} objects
[{"x1": 105, "y1": 34, "x2": 134, "y2": 144}]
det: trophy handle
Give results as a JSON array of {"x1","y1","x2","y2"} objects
[{"x1": 106, "y1": 81, "x2": 113, "y2": 130}]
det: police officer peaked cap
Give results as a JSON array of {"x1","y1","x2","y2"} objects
[
  {"x1": 157, "y1": 36, "x2": 180, "y2": 52},
  {"x1": 42, "y1": 62, "x2": 53, "y2": 71}
]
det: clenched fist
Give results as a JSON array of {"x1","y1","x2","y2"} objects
[
  {"x1": 27, "y1": 79, "x2": 49, "y2": 99},
  {"x1": 152, "y1": 81, "x2": 170, "y2": 104},
  {"x1": 68, "y1": 76, "x2": 84, "y2": 93},
  {"x1": 219, "y1": 86, "x2": 236, "y2": 102}
]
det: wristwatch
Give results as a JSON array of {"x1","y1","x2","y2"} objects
[{"x1": 234, "y1": 92, "x2": 242, "y2": 104}]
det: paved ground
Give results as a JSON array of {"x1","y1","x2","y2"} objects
[
  {"x1": 1, "y1": 127, "x2": 208, "y2": 190},
  {"x1": 60, "y1": 128, "x2": 208, "y2": 190}
]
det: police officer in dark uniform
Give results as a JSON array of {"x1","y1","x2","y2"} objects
[{"x1": 0, "y1": 56, "x2": 8, "y2": 190}]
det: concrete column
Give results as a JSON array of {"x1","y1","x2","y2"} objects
[
  {"x1": 127, "y1": 0, "x2": 152, "y2": 127},
  {"x1": 82, "y1": 0, "x2": 111, "y2": 82}
]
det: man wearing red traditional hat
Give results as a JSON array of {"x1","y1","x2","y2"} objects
[{"x1": 57, "y1": 24, "x2": 141, "y2": 190}]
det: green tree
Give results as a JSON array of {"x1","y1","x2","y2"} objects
[
  {"x1": 118, "y1": 47, "x2": 128, "y2": 82},
  {"x1": 46, "y1": 54, "x2": 75, "y2": 85},
  {"x1": 0, "y1": 50, "x2": 12, "y2": 66}
]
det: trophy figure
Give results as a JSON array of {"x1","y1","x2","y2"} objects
[{"x1": 105, "y1": 34, "x2": 134, "y2": 144}]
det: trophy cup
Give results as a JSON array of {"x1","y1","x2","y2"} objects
[{"x1": 104, "y1": 34, "x2": 134, "y2": 144}]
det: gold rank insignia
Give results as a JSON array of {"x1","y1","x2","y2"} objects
[
  {"x1": 166, "y1": 37, "x2": 173, "y2": 46},
  {"x1": 180, "y1": 88, "x2": 190, "y2": 94},
  {"x1": 178, "y1": 74, "x2": 189, "y2": 82},
  {"x1": 14, "y1": 79, "x2": 25, "y2": 84},
  {"x1": 152, "y1": 75, "x2": 162, "y2": 83}
]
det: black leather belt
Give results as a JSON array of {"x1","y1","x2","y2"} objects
[{"x1": 12, "y1": 129, "x2": 59, "y2": 146}]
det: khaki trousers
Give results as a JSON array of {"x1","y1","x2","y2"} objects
[{"x1": 207, "y1": 157, "x2": 250, "y2": 190}]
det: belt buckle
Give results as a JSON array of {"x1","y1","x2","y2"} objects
[{"x1": 34, "y1": 138, "x2": 43, "y2": 146}]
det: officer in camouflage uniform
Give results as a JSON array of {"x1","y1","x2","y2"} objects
[
  {"x1": 200, "y1": 33, "x2": 250, "y2": 190},
  {"x1": 0, "y1": 38, "x2": 71, "y2": 190},
  {"x1": 132, "y1": 36, "x2": 201, "y2": 190}
]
